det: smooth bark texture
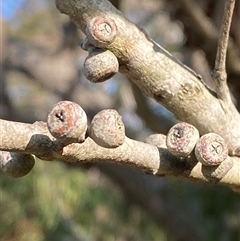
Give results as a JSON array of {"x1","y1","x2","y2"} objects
[{"x1": 1, "y1": 119, "x2": 239, "y2": 188}]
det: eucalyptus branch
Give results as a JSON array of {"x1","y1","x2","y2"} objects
[
  {"x1": 55, "y1": 0, "x2": 240, "y2": 154},
  {"x1": 1, "y1": 0, "x2": 240, "y2": 191},
  {"x1": 1, "y1": 102, "x2": 240, "y2": 189}
]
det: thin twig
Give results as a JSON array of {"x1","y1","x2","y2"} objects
[{"x1": 213, "y1": 0, "x2": 235, "y2": 103}]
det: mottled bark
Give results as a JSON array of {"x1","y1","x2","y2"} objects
[{"x1": 1, "y1": 118, "x2": 239, "y2": 188}]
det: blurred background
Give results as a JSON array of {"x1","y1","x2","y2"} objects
[{"x1": 1, "y1": 0, "x2": 240, "y2": 240}]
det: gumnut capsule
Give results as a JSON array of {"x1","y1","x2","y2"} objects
[
  {"x1": 166, "y1": 122, "x2": 199, "y2": 157},
  {"x1": 86, "y1": 16, "x2": 117, "y2": 48},
  {"x1": 47, "y1": 101, "x2": 87, "y2": 144},
  {"x1": 83, "y1": 48, "x2": 119, "y2": 83},
  {"x1": 194, "y1": 133, "x2": 228, "y2": 166},
  {"x1": 0, "y1": 151, "x2": 35, "y2": 178},
  {"x1": 89, "y1": 109, "x2": 125, "y2": 148}
]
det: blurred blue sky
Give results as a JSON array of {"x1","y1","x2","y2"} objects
[{"x1": 1, "y1": 0, "x2": 25, "y2": 20}]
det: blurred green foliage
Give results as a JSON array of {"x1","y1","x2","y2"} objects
[
  {"x1": 0, "y1": 160, "x2": 169, "y2": 241},
  {"x1": 1, "y1": 159, "x2": 240, "y2": 241},
  {"x1": 165, "y1": 178, "x2": 240, "y2": 241}
]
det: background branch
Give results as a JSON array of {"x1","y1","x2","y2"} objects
[
  {"x1": 213, "y1": 0, "x2": 235, "y2": 103},
  {"x1": 166, "y1": 0, "x2": 240, "y2": 109}
]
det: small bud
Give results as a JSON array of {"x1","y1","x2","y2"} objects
[
  {"x1": 84, "y1": 49, "x2": 119, "y2": 83},
  {"x1": 47, "y1": 101, "x2": 87, "y2": 144},
  {"x1": 86, "y1": 16, "x2": 117, "y2": 48},
  {"x1": 195, "y1": 133, "x2": 228, "y2": 166},
  {"x1": 166, "y1": 122, "x2": 199, "y2": 157},
  {"x1": 89, "y1": 109, "x2": 125, "y2": 148},
  {"x1": 0, "y1": 151, "x2": 35, "y2": 178}
]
